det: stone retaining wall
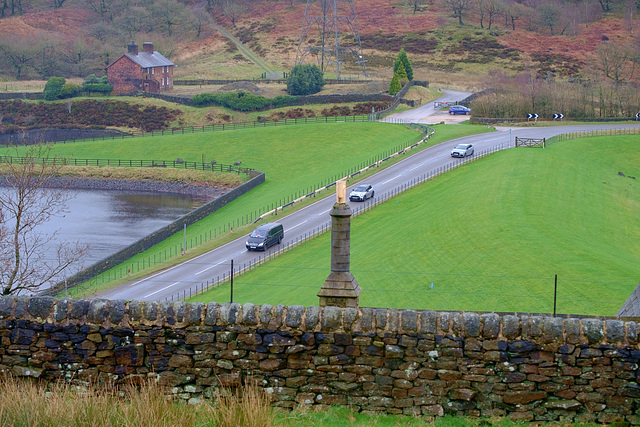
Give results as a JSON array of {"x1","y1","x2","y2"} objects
[{"x1": 1, "y1": 296, "x2": 639, "y2": 423}]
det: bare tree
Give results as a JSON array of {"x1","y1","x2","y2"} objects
[
  {"x1": 222, "y1": 0, "x2": 248, "y2": 27},
  {"x1": 0, "y1": 34, "x2": 44, "y2": 80},
  {"x1": 151, "y1": 0, "x2": 189, "y2": 36},
  {"x1": 0, "y1": 145, "x2": 89, "y2": 296},
  {"x1": 441, "y1": 0, "x2": 472, "y2": 25},
  {"x1": 596, "y1": 41, "x2": 634, "y2": 84},
  {"x1": 408, "y1": 0, "x2": 425, "y2": 14},
  {"x1": 477, "y1": 0, "x2": 503, "y2": 29}
]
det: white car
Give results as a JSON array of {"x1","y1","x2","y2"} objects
[
  {"x1": 349, "y1": 184, "x2": 374, "y2": 202},
  {"x1": 451, "y1": 143, "x2": 474, "y2": 158}
]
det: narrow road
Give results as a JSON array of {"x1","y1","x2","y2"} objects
[{"x1": 384, "y1": 89, "x2": 473, "y2": 123}]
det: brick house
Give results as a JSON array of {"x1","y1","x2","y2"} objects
[{"x1": 107, "y1": 42, "x2": 175, "y2": 95}]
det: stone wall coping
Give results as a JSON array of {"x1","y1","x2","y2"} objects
[{"x1": 1, "y1": 296, "x2": 637, "y2": 347}]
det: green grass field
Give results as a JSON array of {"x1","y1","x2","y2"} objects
[
  {"x1": 188, "y1": 135, "x2": 640, "y2": 316},
  {"x1": 5, "y1": 122, "x2": 491, "y2": 295}
]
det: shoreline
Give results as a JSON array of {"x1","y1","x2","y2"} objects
[{"x1": 0, "y1": 177, "x2": 228, "y2": 199}]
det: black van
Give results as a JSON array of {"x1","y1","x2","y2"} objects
[{"x1": 245, "y1": 222, "x2": 284, "y2": 251}]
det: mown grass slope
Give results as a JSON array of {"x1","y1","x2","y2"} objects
[
  {"x1": 189, "y1": 135, "x2": 640, "y2": 316},
  {"x1": 16, "y1": 123, "x2": 491, "y2": 294}
]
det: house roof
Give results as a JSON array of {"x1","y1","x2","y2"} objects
[
  {"x1": 125, "y1": 51, "x2": 174, "y2": 68},
  {"x1": 108, "y1": 51, "x2": 175, "y2": 69}
]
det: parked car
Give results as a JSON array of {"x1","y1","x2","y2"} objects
[
  {"x1": 451, "y1": 143, "x2": 474, "y2": 158},
  {"x1": 449, "y1": 105, "x2": 471, "y2": 115},
  {"x1": 246, "y1": 222, "x2": 284, "y2": 251},
  {"x1": 349, "y1": 184, "x2": 375, "y2": 202}
]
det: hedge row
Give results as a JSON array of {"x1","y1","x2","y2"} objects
[
  {"x1": 192, "y1": 92, "x2": 300, "y2": 111},
  {"x1": 0, "y1": 99, "x2": 181, "y2": 132}
]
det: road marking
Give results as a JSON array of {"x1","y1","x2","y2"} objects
[
  {"x1": 410, "y1": 163, "x2": 425, "y2": 172},
  {"x1": 195, "y1": 259, "x2": 227, "y2": 276},
  {"x1": 288, "y1": 220, "x2": 308, "y2": 230},
  {"x1": 380, "y1": 175, "x2": 401, "y2": 186},
  {"x1": 144, "y1": 281, "x2": 181, "y2": 298},
  {"x1": 318, "y1": 209, "x2": 330, "y2": 216}
]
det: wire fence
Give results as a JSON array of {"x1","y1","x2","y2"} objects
[
  {"x1": 67, "y1": 126, "x2": 434, "y2": 295},
  {"x1": 0, "y1": 155, "x2": 253, "y2": 175},
  {"x1": 545, "y1": 127, "x2": 640, "y2": 147},
  {"x1": 157, "y1": 141, "x2": 508, "y2": 303}
]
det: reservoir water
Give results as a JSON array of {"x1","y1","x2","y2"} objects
[{"x1": 2, "y1": 188, "x2": 208, "y2": 265}]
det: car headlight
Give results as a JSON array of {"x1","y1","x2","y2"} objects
[{"x1": 258, "y1": 242, "x2": 264, "y2": 246}]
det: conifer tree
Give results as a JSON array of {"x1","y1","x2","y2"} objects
[
  {"x1": 388, "y1": 74, "x2": 401, "y2": 95},
  {"x1": 396, "y1": 61, "x2": 408, "y2": 85},
  {"x1": 393, "y1": 48, "x2": 414, "y2": 81}
]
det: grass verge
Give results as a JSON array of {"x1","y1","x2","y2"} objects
[{"x1": 188, "y1": 135, "x2": 640, "y2": 316}]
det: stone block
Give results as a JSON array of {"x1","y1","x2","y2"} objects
[
  {"x1": 28, "y1": 297, "x2": 53, "y2": 320},
  {"x1": 606, "y1": 320, "x2": 624, "y2": 343},
  {"x1": 70, "y1": 299, "x2": 89, "y2": 319},
  {"x1": 12, "y1": 365, "x2": 44, "y2": 378},
  {"x1": 108, "y1": 300, "x2": 126, "y2": 324},
  {"x1": 322, "y1": 306, "x2": 342, "y2": 331},
  {"x1": 203, "y1": 302, "x2": 218, "y2": 326},
  {"x1": 87, "y1": 299, "x2": 108, "y2": 324},
  {"x1": 115, "y1": 343, "x2": 145, "y2": 367},
  {"x1": 219, "y1": 303, "x2": 240, "y2": 325},
  {"x1": 463, "y1": 312, "x2": 480, "y2": 337},
  {"x1": 420, "y1": 311, "x2": 437, "y2": 334},
  {"x1": 0, "y1": 296, "x2": 14, "y2": 318},
  {"x1": 543, "y1": 317, "x2": 564, "y2": 342},
  {"x1": 286, "y1": 305, "x2": 304, "y2": 328},
  {"x1": 259, "y1": 304, "x2": 272, "y2": 326},
  {"x1": 583, "y1": 319, "x2": 604, "y2": 343},
  {"x1": 144, "y1": 301, "x2": 159, "y2": 322},
  {"x1": 187, "y1": 303, "x2": 203, "y2": 325},
  {"x1": 400, "y1": 310, "x2": 417, "y2": 332},
  {"x1": 305, "y1": 306, "x2": 320, "y2": 331},
  {"x1": 374, "y1": 308, "x2": 387, "y2": 330},
  {"x1": 565, "y1": 318, "x2": 581, "y2": 344},
  {"x1": 450, "y1": 388, "x2": 477, "y2": 401},
  {"x1": 482, "y1": 313, "x2": 500, "y2": 338},
  {"x1": 168, "y1": 354, "x2": 193, "y2": 368},
  {"x1": 503, "y1": 315, "x2": 520, "y2": 339},
  {"x1": 503, "y1": 391, "x2": 547, "y2": 405}
]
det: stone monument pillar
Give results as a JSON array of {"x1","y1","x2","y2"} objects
[{"x1": 318, "y1": 180, "x2": 361, "y2": 308}]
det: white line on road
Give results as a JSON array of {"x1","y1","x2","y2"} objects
[
  {"x1": 380, "y1": 175, "x2": 402, "y2": 186},
  {"x1": 288, "y1": 220, "x2": 308, "y2": 230},
  {"x1": 410, "y1": 163, "x2": 425, "y2": 172},
  {"x1": 318, "y1": 209, "x2": 330, "y2": 216},
  {"x1": 144, "y1": 281, "x2": 181, "y2": 298},
  {"x1": 195, "y1": 259, "x2": 227, "y2": 276}
]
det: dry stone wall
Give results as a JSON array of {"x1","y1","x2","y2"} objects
[{"x1": 1, "y1": 295, "x2": 639, "y2": 423}]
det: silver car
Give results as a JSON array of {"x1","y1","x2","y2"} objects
[
  {"x1": 451, "y1": 143, "x2": 474, "y2": 158},
  {"x1": 349, "y1": 184, "x2": 375, "y2": 202}
]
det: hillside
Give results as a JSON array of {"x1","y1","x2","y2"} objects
[{"x1": 0, "y1": 0, "x2": 638, "y2": 89}]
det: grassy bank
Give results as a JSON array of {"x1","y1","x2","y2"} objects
[
  {"x1": 188, "y1": 135, "x2": 640, "y2": 316},
  {"x1": 9, "y1": 122, "x2": 491, "y2": 296}
]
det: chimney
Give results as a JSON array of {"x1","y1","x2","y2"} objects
[
  {"x1": 127, "y1": 42, "x2": 138, "y2": 55},
  {"x1": 143, "y1": 42, "x2": 154, "y2": 54},
  {"x1": 318, "y1": 180, "x2": 361, "y2": 308}
]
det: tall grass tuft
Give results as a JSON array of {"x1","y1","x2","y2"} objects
[
  {"x1": 210, "y1": 381, "x2": 276, "y2": 427},
  {"x1": 0, "y1": 375, "x2": 276, "y2": 427}
]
